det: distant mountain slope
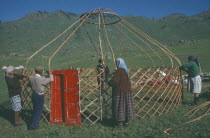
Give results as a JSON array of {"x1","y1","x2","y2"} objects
[
  {"x1": 0, "y1": 10, "x2": 210, "y2": 55},
  {"x1": 0, "y1": 11, "x2": 78, "y2": 54},
  {"x1": 123, "y1": 10, "x2": 210, "y2": 43}
]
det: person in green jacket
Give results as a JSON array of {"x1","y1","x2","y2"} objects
[{"x1": 180, "y1": 56, "x2": 202, "y2": 105}]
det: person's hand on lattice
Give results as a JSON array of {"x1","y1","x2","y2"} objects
[{"x1": 48, "y1": 68, "x2": 53, "y2": 74}]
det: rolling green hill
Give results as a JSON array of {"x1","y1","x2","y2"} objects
[
  {"x1": 0, "y1": 9, "x2": 210, "y2": 54},
  {"x1": 0, "y1": 9, "x2": 210, "y2": 70}
]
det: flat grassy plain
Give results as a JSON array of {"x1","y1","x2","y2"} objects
[{"x1": 0, "y1": 40, "x2": 210, "y2": 137}]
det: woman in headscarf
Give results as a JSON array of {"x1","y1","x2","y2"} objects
[{"x1": 109, "y1": 58, "x2": 135, "y2": 130}]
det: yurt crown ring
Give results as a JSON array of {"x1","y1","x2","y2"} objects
[{"x1": 80, "y1": 8, "x2": 122, "y2": 25}]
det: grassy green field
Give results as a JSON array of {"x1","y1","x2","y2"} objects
[{"x1": 0, "y1": 87, "x2": 209, "y2": 137}]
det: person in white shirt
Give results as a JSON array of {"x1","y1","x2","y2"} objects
[{"x1": 27, "y1": 66, "x2": 53, "y2": 130}]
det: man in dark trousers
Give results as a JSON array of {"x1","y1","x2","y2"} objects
[
  {"x1": 96, "y1": 59, "x2": 109, "y2": 95},
  {"x1": 28, "y1": 66, "x2": 53, "y2": 130},
  {"x1": 5, "y1": 66, "x2": 27, "y2": 126},
  {"x1": 180, "y1": 56, "x2": 202, "y2": 105}
]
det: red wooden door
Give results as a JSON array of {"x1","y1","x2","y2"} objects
[
  {"x1": 49, "y1": 69, "x2": 82, "y2": 126},
  {"x1": 64, "y1": 70, "x2": 81, "y2": 125},
  {"x1": 50, "y1": 72, "x2": 64, "y2": 123}
]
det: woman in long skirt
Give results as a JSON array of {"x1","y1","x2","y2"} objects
[{"x1": 110, "y1": 58, "x2": 135, "y2": 129}]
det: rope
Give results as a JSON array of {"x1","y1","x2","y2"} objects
[
  {"x1": 112, "y1": 24, "x2": 133, "y2": 66},
  {"x1": 101, "y1": 13, "x2": 116, "y2": 65},
  {"x1": 48, "y1": 13, "x2": 92, "y2": 69},
  {"x1": 114, "y1": 24, "x2": 155, "y2": 66},
  {"x1": 24, "y1": 16, "x2": 86, "y2": 69},
  {"x1": 122, "y1": 20, "x2": 173, "y2": 67},
  {"x1": 122, "y1": 19, "x2": 181, "y2": 66},
  {"x1": 83, "y1": 24, "x2": 100, "y2": 56},
  {"x1": 118, "y1": 21, "x2": 164, "y2": 67},
  {"x1": 101, "y1": 26, "x2": 109, "y2": 64},
  {"x1": 122, "y1": 19, "x2": 173, "y2": 65}
]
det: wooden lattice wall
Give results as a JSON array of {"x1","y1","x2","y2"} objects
[
  {"x1": 79, "y1": 67, "x2": 183, "y2": 124},
  {"x1": 20, "y1": 67, "x2": 183, "y2": 124}
]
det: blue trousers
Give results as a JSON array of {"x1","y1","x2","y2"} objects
[{"x1": 30, "y1": 93, "x2": 44, "y2": 129}]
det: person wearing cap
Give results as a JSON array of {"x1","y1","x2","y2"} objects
[
  {"x1": 28, "y1": 66, "x2": 53, "y2": 130},
  {"x1": 5, "y1": 65, "x2": 27, "y2": 126},
  {"x1": 193, "y1": 56, "x2": 200, "y2": 67},
  {"x1": 180, "y1": 56, "x2": 202, "y2": 105}
]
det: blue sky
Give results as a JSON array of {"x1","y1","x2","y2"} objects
[{"x1": 0, "y1": 0, "x2": 210, "y2": 22}]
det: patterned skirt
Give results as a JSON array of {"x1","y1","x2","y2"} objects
[
  {"x1": 112, "y1": 92, "x2": 135, "y2": 122},
  {"x1": 10, "y1": 95, "x2": 22, "y2": 111}
]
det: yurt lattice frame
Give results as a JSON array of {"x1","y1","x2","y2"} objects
[{"x1": 21, "y1": 8, "x2": 183, "y2": 124}]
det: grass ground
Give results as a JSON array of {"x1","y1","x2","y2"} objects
[
  {"x1": 0, "y1": 86, "x2": 209, "y2": 137},
  {"x1": 0, "y1": 40, "x2": 210, "y2": 137}
]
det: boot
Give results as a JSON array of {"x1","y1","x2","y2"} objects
[
  {"x1": 194, "y1": 97, "x2": 199, "y2": 105},
  {"x1": 115, "y1": 122, "x2": 124, "y2": 130},
  {"x1": 123, "y1": 121, "x2": 129, "y2": 126},
  {"x1": 14, "y1": 111, "x2": 23, "y2": 127}
]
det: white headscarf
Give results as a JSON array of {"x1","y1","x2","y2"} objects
[
  {"x1": 116, "y1": 58, "x2": 129, "y2": 76},
  {"x1": 2, "y1": 66, "x2": 7, "y2": 71},
  {"x1": 19, "y1": 65, "x2": 24, "y2": 69},
  {"x1": 6, "y1": 66, "x2": 14, "y2": 74},
  {"x1": 14, "y1": 65, "x2": 24, "y2": 70}
]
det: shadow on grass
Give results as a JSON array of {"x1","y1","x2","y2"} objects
[
  {"x1": 182, "y1": 90, "x2": 210, "y2": 106},
  {"x1": 99, "y1": 118, "x2": 114, "y2": 128},
  {"x1": 81, "y1": 111, "x2": 114, "y2": 127},
  {"x1": 21, "y1": 109, "x2": 33, "y2": 126},
  {"x1": 200, "y1": 91, "x2": 210, "y2": 101},
  {"x1": 0, "y1": 100, "x2": 33, "y2": 126},
  {"x1": 182, "y1": 100, "x2": 193, "y2": 105},
  {"x1": 0, "y1": 101, "x2": 14, "y2": 125},
  {"x1": 81, "y1": 111, "x2": 99, "y2": 122}
]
